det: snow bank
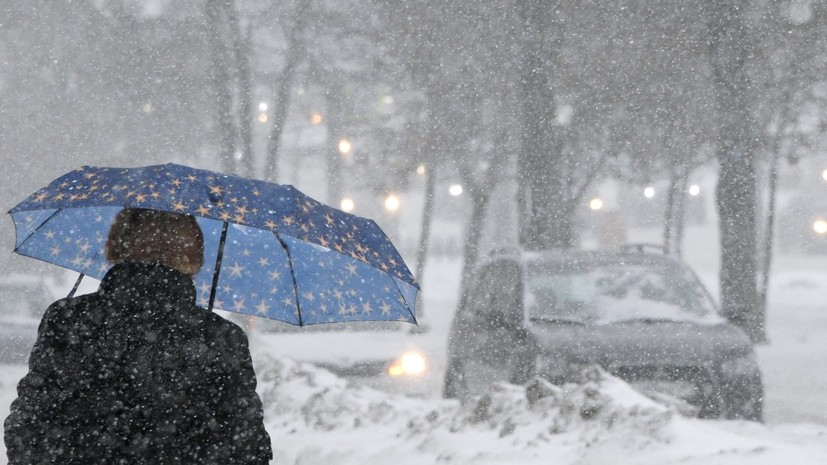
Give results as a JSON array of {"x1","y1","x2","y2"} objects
[{"x1": 254, "y1": 356, "x2": 827, "y2": 464}]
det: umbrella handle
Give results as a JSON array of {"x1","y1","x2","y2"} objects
[{"x1": 67, "y1": 273, "x2": 85, "y2": 298}]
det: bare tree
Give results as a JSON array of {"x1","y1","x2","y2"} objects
[
  {"x1": 263, "y1": 0, "x2": 310, "y2": 182},
  {"x1": 704, "y1": 0, "x2": 764, "y2": 343},
  {"x1": 516, "y1": 0, "x2": 571, "y2": 250},
  {"x1": 206, "y1": 0, "x2": 238, "y2": 173},
  {"x1": 227, "y1": 4, "x2": 255, "y2": 177}
]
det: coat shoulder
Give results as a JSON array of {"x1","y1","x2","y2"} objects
[
  {"x1": 202, "y1": 310, "x2": 248, "y2": 343},
  {"x1": 39, "y1": 293, "x2": 104, "y2": 329}
]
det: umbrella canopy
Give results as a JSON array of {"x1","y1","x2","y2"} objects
[{"x1": 8, "y1": 163, "x2": 418, "y2": 326}]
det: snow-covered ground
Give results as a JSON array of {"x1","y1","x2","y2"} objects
[{"x1": 1, "y1": 224, "x2": 826, "y2": 463}]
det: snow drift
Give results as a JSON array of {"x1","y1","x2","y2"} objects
[{"x1": 253, "y1": 355, "x2": 827, "y2": 464}]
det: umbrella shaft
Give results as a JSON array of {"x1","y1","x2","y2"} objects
[
  {"x1": 67, "y1": 273, "x2": 85, "y2": 298},
  {"x1": 208, "y1": 221, "x2": 229, "y2": 312}
]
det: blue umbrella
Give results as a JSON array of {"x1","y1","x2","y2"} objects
[{"x1": 8, "y1": 163, "x2": 418, "y2": 326}]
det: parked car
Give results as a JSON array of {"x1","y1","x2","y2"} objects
[
  {"x1": 443, "y1": 246, "x2": 764, "y2": 421},
  {"x1": 0, "y1": 275, "x2": 55, "y2": 364}
]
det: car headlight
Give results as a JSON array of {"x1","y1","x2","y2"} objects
[
  {"x1": 720, "y1": 353, "x2": 759, "y2": 378},
  {"x1": 387, "y1": 351, "x2": 427, "y2": 377}
]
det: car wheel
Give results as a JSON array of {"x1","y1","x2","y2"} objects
[
  {"x1": 722, "y1": 377, "x2": 764, "y2": 422},
  {"x1": 443, "y1": 357, "x2": 464, "y2": 399}
]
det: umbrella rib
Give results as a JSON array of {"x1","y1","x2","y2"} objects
[
  {"x1": 12, "y1": 207, "x2": 63, "y2": 253},
  {"x1": 208, "y1": 221, "x2": 230, "y2": 312},
  {"x1": 12, "y1": 207, "x2": 94, "y2": 297},
  {"x1": 274, "y1": 232, "x2": 302, "y2": 326},
  {"x1": 389, "y1": 277, "x2": 417, "y2": 324}
]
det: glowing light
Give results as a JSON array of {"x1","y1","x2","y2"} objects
[
  {"x1": 688, "y1": 184, "x2": 701, "y2": 196},
  {"x1": 258, "y1": 102, "x2": 268, "y2": 112},
  {"x1": 258, "y1": 113, "x2": 268, "y2": 123},
  {"x1": 384, "y1": 193, "x2": 400, "y2": 212},
  {"x1": 338, "y1": 138, "x2": 352, "y2": 155},
  {"x1": 449, "y1": 184, "x2": 463, "y2": 196},
  {"x1": 388, "y1": 352, "x2": 427, "y2": 377},
  {"x1": 340, "y1": 197, "x2": 355, "y2": 212},
  {"x1": 382, "y1": 95, "x2": 394, "y2": 105},
  {"x1": 142, "y1": 102, "x2": 153, "y2": 113},
  {"x1": 311, "y1": 112, "x2": 323, "y2": 125},
  {"x1": 813, "y1": 219, "x2": 827, "y2": 235},
  {"x1": 644, "y1": 187, "x2": 655, "y2": 199},
  {"x1": 589, "y1": 197, "x2": 604, "y2": 211},
  {"x1": 416, "y1": 164, "x2": 426, "y2": 175},
  {"x1": 822, "y1": 169, "x2": 827, "y2": 182}
]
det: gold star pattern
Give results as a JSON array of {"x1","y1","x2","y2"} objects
[
  {"x1": 255, "y1": 301, "x2": 270, "y2": 314},
  {"x1": 228, "y1": 262, "x2": 245, "y2": 278},
  {"x1": 361, "y1": 302, "x2": 373, "y2": 315}
]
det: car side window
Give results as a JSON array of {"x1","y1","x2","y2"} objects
[{"x1": 467, "y1": 260, "x2": 522, "y2": 331}]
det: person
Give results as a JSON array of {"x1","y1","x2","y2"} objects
[{"x1": 5, "y1": 208, "x2": 273, "y2": 464}]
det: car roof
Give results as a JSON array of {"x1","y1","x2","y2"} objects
[{"x1": 483, "y1": 246, "x2": 685, "y2": 271}]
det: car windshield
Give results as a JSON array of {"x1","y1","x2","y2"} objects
[{"x1": 525, "y1": 260, "x2": 722, "y2": 325}]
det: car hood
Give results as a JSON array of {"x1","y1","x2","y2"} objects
[
  {"x1": 528, "y1": 320, "x2": 753, "y2": 367},
  {"x1": 249, "y1": 330, "x2": 426, "y2": 368}
]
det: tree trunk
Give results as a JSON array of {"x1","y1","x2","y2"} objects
[
  {"x1": 706, "y1": 0, "x2": 765, "y2": 343},
  {"x1": 757, "y1": 144, "x2": 780, "y2": 334},
  {"x1": 263, "y1": 0, "x2": 309, "y2": 182},
  {"x1": 205, "y1": 0, "x2": 237, "y2": 173},
  {"x1": 516, "y1": 0, "x2": 570, "y2": 250},
  {"x1": 324, "y1": 84, "x2": 345, "y2": 204},
  {"x1": 455, "y1": 185, "x2": 497, "y2": 314},
  {"x1": 664, "y1": 166, "x2": 688, "y2": 257},
  {"x1": 228, "y1": 11, "x2": 255, "y2": 178},
  {"x1": 415, "y1": 166, "x2": 436, "y2": 287}
]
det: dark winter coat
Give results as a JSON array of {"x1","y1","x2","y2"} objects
[{"x1": 4, "y1": 261, "x2": 272, "y2": 465}]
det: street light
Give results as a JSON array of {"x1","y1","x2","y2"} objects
[
  {"x1": 589, "y1": 197, "x2": 604, "y2": 211},
  {"x1": 416, "y1": 164, "x2": 426, "y2": 175},
  {"x1": 340, "y1": 197, "x2": 355, "y2": 212},
  {"x1": 338, "y1": 138, "x2": 352, "y2": 155},
  {"x1": 311, "y1": 112, "x2": 323, "y2": 125},
  {"x1": 384, "y1": 193, "x2": 400, "y2": 213},
  {"x1": 449, "y1": 184, "x2": 463, "y2": 196}
]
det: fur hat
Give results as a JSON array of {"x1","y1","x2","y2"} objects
[{"x1": 106, "y1": 208, "x2": 204, "y2": 276}]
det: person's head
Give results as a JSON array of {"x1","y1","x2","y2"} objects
[{"x1": 106, "y1": 208, "x2": 204, "y2": 276}]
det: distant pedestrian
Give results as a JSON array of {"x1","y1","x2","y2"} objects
[{"x1": 5, "y1": 208, "x2": 272, "y2": 464}]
